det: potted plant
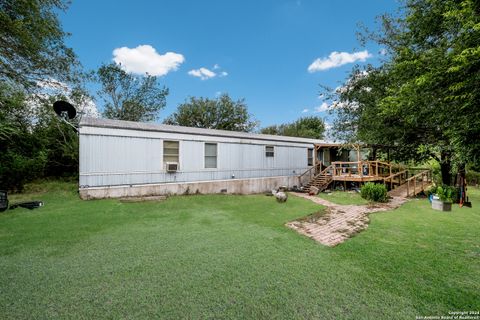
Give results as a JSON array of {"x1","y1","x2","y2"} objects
[{"x1": 431, "y1": 186, "x2": 453, "y2": 212}]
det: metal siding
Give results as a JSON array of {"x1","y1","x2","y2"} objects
[{"x1": 80, "y1": 128, "x2": 313, "y2": 187}]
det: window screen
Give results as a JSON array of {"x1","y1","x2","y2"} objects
[
  {"x1": 266, "y1": 145, "x2": 274, "y2": 157},
  {"x1": 205, "y1": 143, "x2": 217, "y2": 168},
  {"x1": 308, "y1": 148, "x2": 314, "y2": 166},
  {"x1": 163, "y1": 141, "x2": 179, "y2": 163}
]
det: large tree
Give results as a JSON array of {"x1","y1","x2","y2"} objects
[
  {"x1": 0, "y1": 0, "x2": 79, "y2": 91},
  {"x1": 327, "y1": 0, "x2": 480, "y2": 185},
  {"x1": 260, "y1": 116, "x2": 325, "y2": 139},
  {"x1": 96, "y1": 63, "x2": 169, "y2": 122},
  {"x1": 164, "y1": 94, "x2": 258, "y2": 132}
]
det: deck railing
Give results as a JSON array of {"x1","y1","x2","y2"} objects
[
  {"x1": 405, "y1": 169, "x2": 432, "y2": 197},
  {"x1": 329, "y1": 160, "x2": 404, "y2": 178},
  {"x1": 383, "y1": 169, "x2": 409, "y2": 189}
]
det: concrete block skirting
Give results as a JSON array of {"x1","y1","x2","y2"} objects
[{"x1": 79, "y1": 176, "x2": 301, "y2": 200}]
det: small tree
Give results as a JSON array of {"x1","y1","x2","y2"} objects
[
  {"x1": 0, "y1": 0, "x2": 80, "y2": 92},
  {"x1": 164, "y1": 94, "x2": 258, "y2": 132},
  {"x1": 325, "y1": 0, "x2": 480, "y2": 185},
  {"x1": 96, "y1": 63, "x2": 168, "y2": 122},
  {"x1": 260, "y1": 116, "x2": 325, "y2": 139}
]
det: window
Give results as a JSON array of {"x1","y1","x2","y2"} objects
[
  {"x1": 205, "y1": 143, "x2": 217, "y2": 168},
  {"x1": 265, "y1": 145, "x2": 274, "y2": 157},
  {"x1": 308, "y1": 148, "x2": 314, "y2": 166},
  {"x1": 163, "y1": 141, "x2": 179, "y2": 165}
]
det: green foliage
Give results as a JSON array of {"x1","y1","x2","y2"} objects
[
  {"x1": 327, "y1": 0, "x2": 480, "y2": 185},
  {"x1": 96, "y1": 63, "x2": 168, "y2": 122},
  {"x1": 427, "y1": 184, "x2": 459, "y2": 203},
  {"x1": 435, "y1": 186, "x2": 457, "y2": 203},
  {"x1": 164, "y1": 93, "x2": 258, "y2": 132},
  {"x1": 360, "y1": 182, "x2": 388, "y2": 202},
  {"x1": 466, "y1": 170, "x2": 480, "y2": 186},
  {"x1": 0, "y1": 0, "x2": 79, "y2": 91},
  {"x1": 260, "y1": 116, "x2": 325, "y2": 139},
  {"x1": 426, "y1": 159, "x2": 442, "y2": 185},
  {"x1": 0, "y1": 83, "x2": 78, "y2": 191}
]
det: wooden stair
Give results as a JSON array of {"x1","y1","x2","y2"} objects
[{"x1": 301, "y1": 165, "x2": 333, "y2": 193}]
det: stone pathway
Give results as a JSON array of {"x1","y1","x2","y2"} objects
[{"x1": 286, "y1": 192, "x2": 409, "y2": 247}]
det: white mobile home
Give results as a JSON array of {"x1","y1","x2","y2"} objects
[{"x1": 79, "y1": 118, "x2": 326, "y2": 199}]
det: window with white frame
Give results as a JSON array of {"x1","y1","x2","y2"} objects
[
  {"x1": 204, "y1": 143, "x2": 217, "y2": 168},
  {"x1": 163, "y1": 141, "x2": 179, "y2": 165},
  {"x1": 265, "y1": 145, "x2": 274, "y2": 157},
  {"x1": 308, "y1": 148, "x2": 314, "y2": 166}
]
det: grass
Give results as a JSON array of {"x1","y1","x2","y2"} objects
[
  {"x1": 1, "y1": 181, "x2": 479, "y2": 319},
  {"x1": 318, "y1": 190, "x2": 370, "y2": 205}
]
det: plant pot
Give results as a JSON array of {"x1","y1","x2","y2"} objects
[{"x1": 431, "y1": 199, "x2": 452, "y2": 212}]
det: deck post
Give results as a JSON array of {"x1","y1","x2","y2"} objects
[
  {"x1": 406, "y1": 179, "x2": 409, "y2": 197},
  {"x1": 414, "y1": 178, "x2": 416, "y2": 196},
  {"x1": 421, "y1": 173, "x2": 424, "y2": 192},
  {"x1": 359, "y1": 161, "x2": 362, "y2": 177}
]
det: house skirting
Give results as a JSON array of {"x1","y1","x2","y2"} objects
[{"x1": 79, "y1": 175, "x2": 301, "y2": 200}]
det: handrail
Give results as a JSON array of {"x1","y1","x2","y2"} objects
[
  {"x1": 383, "y1": 169, "x2": 408, "y2": 182},
  {"x1": 406, "y1": 169, "x2": 431, "y2": 182},
  {"x1": 405, "y1": 169, "x2": 431, "y2": 197},
  {"x1": 299, "y1": 166, "x2": 315, "y2": 179},
  {"x1": 321, "y1": 164, "x2": 334, "y2": 175}
]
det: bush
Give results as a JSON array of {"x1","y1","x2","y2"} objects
[
  {"x1": 427, "y1": 184, "x2": 460, "y2": 203},
  {"x1": 360, "y1": 183, "x2": 388, "y2": 202},
  {"x1": 466, "y1": 170, "x2": 480, "y2": 186}
]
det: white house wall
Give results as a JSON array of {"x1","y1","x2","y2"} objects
[{"x1": 79, "y1": 126, "x2": 313, "y2": 188}]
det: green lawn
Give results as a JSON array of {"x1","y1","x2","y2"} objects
[
  {"x1": 1, "y1": 182, "x2": 479, "y2": 319},
  {"x1": 318, "y1": 190, "x2": 370, "y2": 205}
]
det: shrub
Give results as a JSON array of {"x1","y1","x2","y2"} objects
[
  {"x1": 427, "y1": 184, "x2": 460, "y2": 203},
  {"x1": 360, "y1": 183, "x2": 388, "y2": 202},
  {"x1": 426, "y1": 185, "x2": 437, "y2": 198},
  {"x1": 466, "y1": 170, "x2": 480, "y2": 186}
]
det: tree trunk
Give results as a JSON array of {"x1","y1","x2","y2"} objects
[{"x1": 440, "y1": 150, "x2": 452, "y2": 186}]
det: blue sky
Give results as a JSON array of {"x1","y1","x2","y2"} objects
[{"x1": 60, "y1": 0, "x2": 398, "y2": 128}]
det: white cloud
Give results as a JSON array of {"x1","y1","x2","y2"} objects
[
  {"x1": 113, "y1": 45, "x2": 184, "y2": 76},
  {"x1": 314, "y1": 102, "x2": 329, "y2": 113},
  {"x1": 308, "y1": 50, "x2": 372, "y2": 72},
  {"x1": 188, "y1": 65, "x2": 228, "y2": 80},
  {"x1": 188, "y1": 67, "x2": 216, "y2": 80},
  {"x1": 380, "y1": 48, "x2": 387, "y2": 55},
  {"x1": 302, "y1": 108, "x2": 309, "y2": 113}
]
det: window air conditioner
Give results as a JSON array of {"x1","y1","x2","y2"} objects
[{"x1": 166, "y1": 162, "x2": 179, "y2": 172}]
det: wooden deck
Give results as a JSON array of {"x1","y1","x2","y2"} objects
[{"x1": 299, "y1": 160, "x2": 432, "y2": 197}]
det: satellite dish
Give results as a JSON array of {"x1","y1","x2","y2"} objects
[{"x1": 53, "y1": 100, "x2": 76, "y2": 120}]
